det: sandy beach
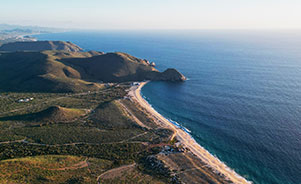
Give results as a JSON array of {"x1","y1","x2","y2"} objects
[{"x1": 129, "y1": 81, "x2": 251, "y2": 184}]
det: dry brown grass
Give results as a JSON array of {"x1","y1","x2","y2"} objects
[
  {"x1": 0, "y1": 155, "x2": 113, "y2": 184},
  {"x1": 98, "y1": 162, "x2": 165, "y2": 184}
]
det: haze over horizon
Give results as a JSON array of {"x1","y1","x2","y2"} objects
[{"x1": 1, "y1": 0, "x2": 300, "y2": 30}]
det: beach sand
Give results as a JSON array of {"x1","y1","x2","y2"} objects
[{"x1": 129, "y1": 81, "x2": 251, "y2": 184}]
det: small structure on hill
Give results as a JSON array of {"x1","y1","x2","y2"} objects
[
  {"x1": 131, "y1": 82, "x2": 140, "y2": 86},
  {"x1": 150, "y1": 62, "x2": 156, "y2": 67}
]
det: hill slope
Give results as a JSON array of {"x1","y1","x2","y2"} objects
[
  {"x1": 63, "y1": 52, "x2": 159, "y2": 82},
  {"x1": 30, "y1": 106, "x2": 86, "y2": 122},
  {"x1": 0, "y1": 41, "x2": 83, "y2": 52},
  {"x1": 0, "y1": 106, "x2": 86, "y2": 123},
  {"x1": 0, "y1": 51, "x2": 103, "y2": 92}
]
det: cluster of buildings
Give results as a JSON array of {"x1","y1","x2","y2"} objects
[
  {"x1": 131, "y1": 82, "x2": 140, "y2": 86},
  {"x1": 17, "y1": 97, "x2": 34, "y2": 103},
  {"x1": 160, "y1": 145, "x2": 186, "y2": 155}
]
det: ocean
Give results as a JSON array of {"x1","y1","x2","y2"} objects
[{"x1": 35, "y1": 30, "x2": 301, "y2": 184}]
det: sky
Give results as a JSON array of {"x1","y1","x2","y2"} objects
[{"x1": 0, "y1": 0, "x2": 300, "y2": 30}]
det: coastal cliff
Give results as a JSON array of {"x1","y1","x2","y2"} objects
[{"x1": 152, "y1": 68, "x2": 186, "y2": 81}]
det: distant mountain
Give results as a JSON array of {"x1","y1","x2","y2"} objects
[
  {"x1": 0, "y1": 23, "x2": 64, "y2": 32},
  {"x1": 0, "y1": 41, "x2": 186, "y2": 92},
  {"x1": 0, "y1": 41, "x2": 83, "y2": 52}
]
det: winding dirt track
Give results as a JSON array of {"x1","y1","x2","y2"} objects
[
  {"x1": 48, "y1": 158, "x2": 89, "y2": 171},
  {"x1": 97, "y1": 163, "x2": 136, "y2": 182}
]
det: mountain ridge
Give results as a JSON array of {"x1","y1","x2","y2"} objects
[
  {"x1": 0, "y1": 41, "x2": 186, "y2": 92},
  {"x1": 0, "y1": 41, "x2": 83, "y2": 52}
]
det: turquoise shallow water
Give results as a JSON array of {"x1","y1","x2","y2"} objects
[{"x1": 36, "y1": 30, "x2": 301, "y2": 184}]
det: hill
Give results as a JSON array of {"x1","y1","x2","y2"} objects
[
  {"x1": 63, "y1": 52, "x2": 186, "y2": 82},
  {"x1": 0, "y1": 41, "x2": 83, "y2": 52},
  {"x1": 0, "y1": 51, "x2": 104, "y2": 92},
  {"x1": 0, "y1": 41, "x2": 185, "y2": 92},
  {"x1": 63, "y1": 52, "x2": 156, "y2": 82},
  {"x1": 0, "y1": 106, "x2": 86, "y2": 123},
  {"x1": 29, "y1": 106, "x2": 86, "y2": 122}
]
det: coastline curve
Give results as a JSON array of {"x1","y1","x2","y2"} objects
[{"x1": 129, "y1": 81, "x2": 251, "y2": 184}]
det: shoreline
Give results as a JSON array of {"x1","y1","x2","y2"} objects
[{"x1": 129, "y1": 81, "x2": 251, "y2": 184}]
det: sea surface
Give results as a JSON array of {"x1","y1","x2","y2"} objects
[{"x1": 36, "y1": 30, "x2": 301, "y2": 184}]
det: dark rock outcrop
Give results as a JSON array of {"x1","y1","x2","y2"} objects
[{"x1": 152, "y1": 68, "x2": 186, "y2": 81}]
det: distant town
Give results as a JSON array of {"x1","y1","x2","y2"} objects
[{"x1": 0, "y1": 24, "x2": 64, "y2": 45}]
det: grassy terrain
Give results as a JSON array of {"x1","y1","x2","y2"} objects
[
  {"x1": 0, "y1": 85, "x2": 127, "y2": 117},
  {"x1": 0, "y1": 155, "x2": 112, "y2": 184},
  {"x1": 13, "y1": 124, "x2": 145, "y2": 145},
  {"x1": 0, "y1": 85, "x2": 176, "y2": 183},
  {"x1": 0, "y1": 42, "x2": 191, "y2": 183},
  {"x1": 157, "y1": 152, "x2": 232, "y2": 184},
  {"x1": 99, "y1": 163, "x2": 165, "y2": 184},
  {"x1": 91, "y1": 100, "x2": 141, "y2": 129},
  {"x1": 0, "y1": 155, "x2": 167, "y2": 184},
  {"x1": 0, "y1": 82, "x2": 223, "y2": 184},
  {"x1": 0, "y1": 142, "x2": 147, "y2": 164},
  {"x1": 121, "y1": 99, "x2": 159, "y2": 129},
  {"x1": 0, "y1": 106, "x2": 87, "y2": 123}
]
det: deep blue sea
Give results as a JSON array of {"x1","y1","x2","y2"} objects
[{"x1": 36, "y1": 30, "x2": 301, "y2": 184}]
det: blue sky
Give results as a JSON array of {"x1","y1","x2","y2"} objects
[{"x1": 0, "y1": 0, "x2": 300, "y2": 30}]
